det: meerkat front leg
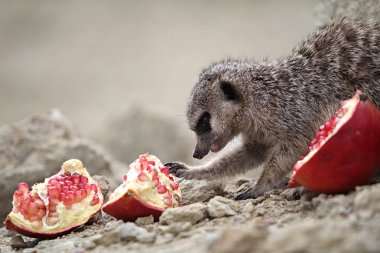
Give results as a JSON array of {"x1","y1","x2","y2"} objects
[
  {"x1": 166, "y1": 141, "x2": 270, "y2": 181},
  {"x1": 235, "y1": 148, "x2": 295, "y2": 200}
]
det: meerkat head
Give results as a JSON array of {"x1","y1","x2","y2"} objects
[{"x1": 187, "y1": 61, "x2": 250, "y2": 159}]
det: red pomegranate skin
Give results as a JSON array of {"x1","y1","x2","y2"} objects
[
  {"x1": 101, "y1": 189, "x2": 164, "y2": 222},
  {"x1": 291, "y1": 94, "x2": 380, "y2": 193}
]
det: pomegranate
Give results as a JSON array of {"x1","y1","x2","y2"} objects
[
  {"x1": 289, "y1": 91, "x2": 380, "y2": 193},
  {"x1": 102, "y1": 153, "x2": 181, "y2": 221},
  {"x1": 4, "y1": 159, "x2": 104, "y2": 238}
]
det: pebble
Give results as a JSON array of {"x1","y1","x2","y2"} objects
[
  {"x1": 159, "y1": 203, "x2": 208, "y2": 225},
  {"x1": 207, "y1": 196, "x2": 239, "y2": 218}
]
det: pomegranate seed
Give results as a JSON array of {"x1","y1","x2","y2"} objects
[
  {"x1": 148, "y1": 161, "x2": 155, "y2": 166},
  {"x1": 20, "y1": 202, "x2": 29, "y2": 210},
  {"x1": 48, "y1": 211, "x2": 58, "y2": 217},
  {"x1": 66, "y1": 191, "x2": 75, "y2": 199},
  {"x1": 29, "y1": 215, "x2": 39, "y2": 222},
  {"x1": 168, "y1": 176, "x2": 174, "y2": 181},
  {"x1": 12, "y1": 207, "x2": 20, "y2": 213},
  {"x1": 123, "y1": 174, "x2": 128, "y2": 182},
  {"x1": 80, "y1": 176, "x2": 88, "y2": 184},
  {"x1": 20, "y1": 209, "x2": 29, "y2": 218},
  {"x1": 46, "y1": 217, "x2": 59, "y2": 226},
  {"x1": 34, "y1": 198, "x2": 45, "y2": 207},
  {"x1": 49, "y1": 197, "x2": 59, "y2": 206},
  {"x1": 138, "y1": 172, "x2": 149, "y2": 182},
  {"x1": 70, "y1": 185, "x2": 79, "y2": 191},
  {"x1": 146, "y1": 166, "x2": 153, "y2": 173},
  {"x1": 163, "y1": 198, "x2": 172, "y2": 206},
  {"x1": 139, "y1": 157, "x2": 149, "y2": 171},
  {"x1": 59, "y1": 192, "x2": 65, "y2": 201},
  {"x1": 91, "y1": 184, "x2": 98, "y2": 193},
  {"x1": 170, "y1": 181, "x2": 179, "y2": 191},
  {"x1": 62, "y1": 185, "x2": 69, "y2": 192},
  {"x1": 48, "y1": 186, "x2": 60, "y2": 198},
  {"x1": 157, "y1": 185, "x2": 168, "y2": 194},
  {"x1": 13, "y1": 190, "x2": 24, "y2": 200},
  {"x1": 65, "y1": 180, "x2": 73, "y2": 186},
  {"x1": 29, "y1": 202, "x2": 38, "y2": 214},
  {"x1": 75, "y1": 190, "x2": 83, "y2": 202},
  {"x1": 160, "y1": 166, "x2": 169, "y2": 176},
  {"x1": 84, "y1": 184, "x2": 92, "y2": 195},
  {"x1": 37, "y1": 208, "x2": 46, "y2": 218},
  {"x1": 72, "y1": 174, "x2": 80, "y2": 184},
  {"x1": 48, "y1": 178, "x2": 59, "y2": 185},
  {"x1": 31, "y1": 221, "x2": 43, "y2": 229},
  {"x1": 18, "y1": 183, "x2": 29, "y2": 193},
  {"x1": 90, "y1": 195, "x2": 100, "y2": 206}
]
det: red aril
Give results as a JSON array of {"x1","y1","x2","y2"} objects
[
  {"x1": 4, "y1": 159, "x2": 104, "y2": 238},
  {"x1": 102, "y1": 153, "x2": 181, "y2": 221},
  {"x1": 289, "y1": 91, "x2": 380, "y2": 193}
]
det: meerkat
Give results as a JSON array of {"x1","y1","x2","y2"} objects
[{"x1": 166, "y1": 18, "x2": 380, "y2": 200}]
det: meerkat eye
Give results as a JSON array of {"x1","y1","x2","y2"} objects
[
  {"x1": 220, "y1": 81, "x2": 239, "y2": 101},
  {"x1": 196, "y1": 112, "x2": 211, "y2": 134}
]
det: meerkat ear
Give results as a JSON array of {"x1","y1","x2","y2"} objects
[{"x1": 220, "y1": 81, "x2": 239, "y2": 101}]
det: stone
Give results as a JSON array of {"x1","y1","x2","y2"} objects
[
  {"x1": 135, "y1": 215, "x2": 155, "y2": 226},
  {"x1": 353, "y1": 184, "x2": 380, "y2": 219},
  {"x1": 159, "y1": 203, "x2": 208, "y2": 225},
  {"x1": 93, "y1": 106, "x2": 193, "y2": 167},
  {"x1": 159, "y1": 222, "x2": 192, "y2": 235},
  {"x1": 207, "y1": 196, "x2": 239, "y2": 218},
  {"x1": 117, "y1": 222, "x2": 156, "y2": 243},
  {"x1": 0, "y1": 110, "x2": 123, "y2": 220},
  {"x1": 209, "y1": 225, "x2": 268, "y2": 253},
  {"x1": 180, "y1": 179, "x2": 224, "y2": 205},
  {"x1": 92, "y1": 175, "x2": 110, "y2": 197}
]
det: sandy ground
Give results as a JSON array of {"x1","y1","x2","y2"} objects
[{"x1": 0, "y1": 0, "x2": 316, "y2": 136}]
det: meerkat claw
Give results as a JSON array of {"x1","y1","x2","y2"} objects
[{"x1": 165, "y1": 162, "x2": 189, "y2": 178}]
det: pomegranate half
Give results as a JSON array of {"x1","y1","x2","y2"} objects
[
  {"x1": 102, "y1": 153, "x2": 181, "y2": 221},
  {"x1": 4, "y1": 159, "x2": 104, "y2": 238},
  {"x1": 289, "y1": 91, "x2": 380, "y2": 193}
]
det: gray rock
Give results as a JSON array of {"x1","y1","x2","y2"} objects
[
  {"x1": 159, "y1": 222, "x2": 192, "y2": 235},
  {"x1": 0, "y1": 110, "x2": 123, "y2": 220},
  {"x1": 93, "y1": 106, "x2": 193, "y2": 167},
  {"x1": 93, "y1": 222, "x2": 155, "y2": 245},
  {"x1": 354, "y1": 184, "x2": 380, "y2": 219},
  {"x1": 209, "y1": 225, "x2": 268, "y2": 253},
  {"x1": 207, "y1": 196, "x2": 238, "y2": 218},
  {"x1": 92, "y1": 175, "x2": 110, "y2": 197},
  {"x1": 135, "y1": 215, "x2": 155, "y2": 226},
  {"x1": 180, "y1": 179, "x2": 224, "y2": 205},
  {"x1": 159, "y1": 203, "x2": 208, "y2": 225}
]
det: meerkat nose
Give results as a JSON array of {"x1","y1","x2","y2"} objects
[{"x1": 193, "y1": 149, "x2": 201, "y2": 159}]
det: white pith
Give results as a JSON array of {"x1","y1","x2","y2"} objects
[
  {"x1": 108, "y1": 154, "x2": 181, "y2": 209},
  {"x1": 7, "y1": 159, "x2": 103, "y2": 233}
]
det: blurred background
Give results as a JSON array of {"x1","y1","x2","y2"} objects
[{"x1": 0, "y1": 0, "x2": 317, "y2": 164}]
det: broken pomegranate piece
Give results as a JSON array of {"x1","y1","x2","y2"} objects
[
  {"x1": 102, "y1": 153, "x2": 181, "y2": 221},
  {"x1": 4, "y1": 159, "x2": 104, "y2": 238},
  {"x1": 289, "y1": 91, "x2": 380, "y2": 193}
]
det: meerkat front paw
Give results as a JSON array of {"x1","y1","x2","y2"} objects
[
  {"x1": 280, "y1": 187, "x2": 308, "y2": 200},
  {"x1": 165, "y1": 162, "x2": 191, "y2": 178},
  {"x1": 234, "y1": 186, "x2": 269, "y2": 200}
]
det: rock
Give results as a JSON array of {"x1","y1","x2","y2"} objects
[
  {"x1": 93, "y1": 222, "x2": 155, "y2": 245},
  {"x1": 159, "y1": 222, "x2": 192, "y2": 235},
  {"x1": 207, "y1": 196, "x2": 239, "y2": 218},
  {"x1": 209, "y1": 225, "x2": 268, "y2": 253},
  {"x1": 92, "y1": 175, "x2": 110, "y2": 197},
  {"x1": 159, "y1": 203, "x2": 208, "y2": 225},
  {"x1": 116, "y1": 222, "x2": 155, "y2": 243},
  {"x1": 93, "y1": 106, "x2": 193, "y2": 167},
  {"x1": 354, "y1": 184, "x2": 380, "y2": 219},
  {"x1": 0, "y1": 110, "x2": 123, "y2": 220},
  {"x1": 135, "y1": 215, "x2": 155, "y2": 226},
  {"x1": 180, "y1": 179, "x2": 224, "y2": 205},
  {"x1": 35, "y1": 240, "x2": 76, "y2": 253}
]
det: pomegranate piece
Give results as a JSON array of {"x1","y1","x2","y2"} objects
[
  {"x1": 102, "y1": 153, "x2": 181, "y2": 221},
  {"x1": 289, "y1": 91, "x2": 380, "y2": 193},
  {"x1": 4, "y1": 159, "x2": 104, "y2": 238}
]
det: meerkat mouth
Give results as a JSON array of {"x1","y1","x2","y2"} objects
[{"x1": 210, "y1": 139, "x2": 221, "y2": 152}]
